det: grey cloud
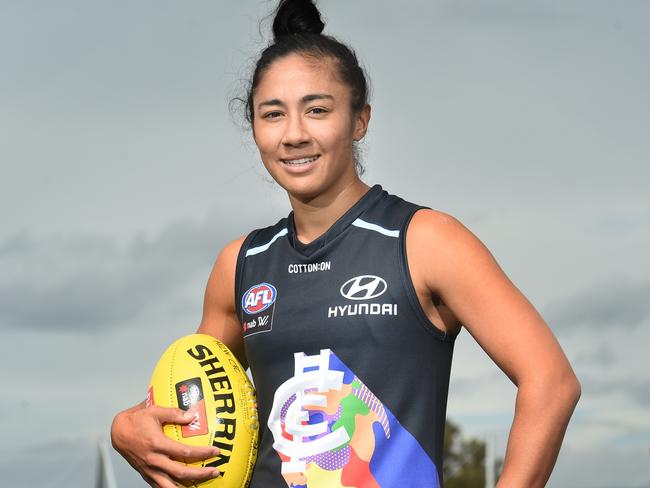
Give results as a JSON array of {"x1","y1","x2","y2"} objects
[
  {"x1": 7, "y1": 436, "x2": 173, "y2": 487},
  {"x1": 589, "y1": 211, "x2": 650, "y2": 235},
  {"x1": 628, "y1": 384, "x2": 650, "y2": 409},
  {"x1": 550, "y1": 444, "x2": 650, "y2": 487},
  {"x1": 574, "y1": 344, "x2": 617, "y2": 366},
  {"x1": 0, "y1": 215, "x2": 253, "y2": 332},
  {"x1": 581, "y1": 375, "x2": 650, "y2": 409},
  {"x1": 449, "y1": 371, "x2": 503, "y2": 397},
  {"x1": 543, "y1": 278, "x2": 650, "y2": 331},
  {"x1": 0, "y1": 437, "x2": 111, "y2": 488},
  {"x1": 440, "y1": 0, "x2": 577, "y2": 22}
]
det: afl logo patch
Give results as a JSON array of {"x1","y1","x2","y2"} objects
[
  {"x1": 242, "y1": 283, "x2": 277, "y2": 315},
  {"x1": 340, "y1": 275, "x2": 387, "y2": 300}
]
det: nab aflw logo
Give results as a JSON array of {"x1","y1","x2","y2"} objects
[
  {"x1": 242, "y1": 282, "x2": 277, "y2": 336},
  {"x1": 267, "y1": 349, "x2": 350, "y2": 474},
  {"x1": 329, "y1": 274, "x2": 397, "y2": 318},
  {"x1": 340, "y1": 275, "x2": 387, "y2": 300}
]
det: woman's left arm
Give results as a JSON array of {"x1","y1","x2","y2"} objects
[{"x1": 407, "y1": 209, "x2": 581, "y2": 488}]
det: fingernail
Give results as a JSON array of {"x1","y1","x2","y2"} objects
[
  {"x1": 212, "y1": 469, "x2": 221, "y2": 478},
  {"x1": 182, "y1": 410, "x2": 193, "y2": 419},
  {"x1": 212, "y1": 447, "x2": 221, "y2": 455}
]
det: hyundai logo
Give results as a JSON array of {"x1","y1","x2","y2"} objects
[{"x1": 340, "y1": 275, "x2": 387, "y2": 300}]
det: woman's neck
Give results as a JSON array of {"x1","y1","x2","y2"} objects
[{"x1": 289, "y1": 179, "x2": 371, "y2": 245}]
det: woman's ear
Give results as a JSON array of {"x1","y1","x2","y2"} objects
[{"x1": 353, "y1": 104, "x2": 371, "y2": 141}]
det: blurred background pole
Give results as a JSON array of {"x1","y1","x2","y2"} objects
[
  {"x1": 96, "y1": 439, "x2": 118, "y2": 488},
  {"x1": 485, "y1": 433, "x2": 495, "y2": 488}
]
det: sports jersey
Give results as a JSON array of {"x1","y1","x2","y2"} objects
[{"x1": 235, "y1": 184, "x2": 458, "y2": 487}]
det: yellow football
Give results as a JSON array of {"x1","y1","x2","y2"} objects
[{"x1": 147, "y1": 333, "x2": 258, "y2": 487}]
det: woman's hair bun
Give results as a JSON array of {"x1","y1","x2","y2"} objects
[{"x1": 272, "y1": 0, "x2": 325, "y2": 41}]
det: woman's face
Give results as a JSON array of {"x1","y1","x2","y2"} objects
[{"x1": 252, "y1": 53, "x2": 370, "y2": 201}]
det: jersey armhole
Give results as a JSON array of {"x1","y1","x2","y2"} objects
[
  {"x1": 399, "y1": 206, "x2": 459, "y2": 343},
  {"x1": 234, "y1": 229, "x2": 260, "y2": 328}
]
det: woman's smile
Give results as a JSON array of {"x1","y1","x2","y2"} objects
[{"x1": 281, "y1": 155, "x2": 320, "y2": 165}]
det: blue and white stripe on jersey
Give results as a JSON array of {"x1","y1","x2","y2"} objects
[
  {"x1": 351, "y1": 218, "x2": 399, "y2": 238},
  {"x1": 245, "y1": 228, "x2": 288, "y2": 257},
  {"x1": 244, "y1": 219, "x2": 397, "y2": 258}
]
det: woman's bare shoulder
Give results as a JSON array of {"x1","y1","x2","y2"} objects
[
  {"x1": 406, "y1": 207, "x2": 504, "y2": 297},
  {"x1": 407, "y1": 208, "x2": 484, "y2": 256}
]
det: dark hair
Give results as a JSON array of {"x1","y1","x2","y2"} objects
[{"x1": 241, "y1": 0, "x2": 370, "y2": 175}]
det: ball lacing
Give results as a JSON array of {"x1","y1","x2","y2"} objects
[{"x1": 245, "y1": 383, "x2": 259, "y2": 430}]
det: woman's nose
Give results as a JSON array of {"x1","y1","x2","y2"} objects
[{"x1": 281, "y1": 114, "x2": 310, "y2": 146}]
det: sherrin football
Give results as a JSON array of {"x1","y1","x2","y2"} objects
[{"x1": 147, "y1": 334, "x2": 258, "y2": 487}]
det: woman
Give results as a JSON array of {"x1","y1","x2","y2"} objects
[{"x1": 111, "y1": 1, "x2": 581, "y2": 486}]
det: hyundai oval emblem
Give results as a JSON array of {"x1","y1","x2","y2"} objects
[{"x1": 340, "y1": 275, "x2": 387, "y2": 300}]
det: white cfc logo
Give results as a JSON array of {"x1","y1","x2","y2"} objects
[{"x1": 267, "y1": 349, "x2": 350, "y2": 474}]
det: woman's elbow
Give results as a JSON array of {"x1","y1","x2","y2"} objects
[
  {"x1": 554, "y1": 369, "x2": 581, "y2": 412},
  {"x1": 567, "y1": 373, "x2": 582, "y2": 406},
  {"x1": 527, "y1": 366, "x2": 581, "y2": 410}
]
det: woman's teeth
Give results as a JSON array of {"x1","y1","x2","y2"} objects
[{"x1": 283, "y1": 155, "x2": 319, "y2": 165}]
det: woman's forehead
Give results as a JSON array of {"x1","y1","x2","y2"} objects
[{"x1": 255, "y1": 54, "x2": 348, "y2": 102}]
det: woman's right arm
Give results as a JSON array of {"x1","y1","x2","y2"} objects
[{"x1": 111, "y1": 236, "x2": 246, "y2": 488}]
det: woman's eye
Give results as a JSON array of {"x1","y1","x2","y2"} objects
[
  {"x1": 309, "y1": 107, "x2": 328, "y2": 115},
  {"x1": 263, "y1": 111, "x2": 282, "y2": 119}
]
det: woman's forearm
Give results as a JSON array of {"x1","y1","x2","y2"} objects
[{"x1": 496, "y1": 373, "x2": 581, "y2": 487}]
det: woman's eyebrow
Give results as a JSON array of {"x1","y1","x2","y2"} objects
[
  {"x1": 302, "y1": 93, "x2": 334, "y2": 103},
  {"x1": 258, "y1": 93, "x2": 334, "y2": 110},
  {"x1": 258, "y1": 98, "x2": 284, "y2": 109}
]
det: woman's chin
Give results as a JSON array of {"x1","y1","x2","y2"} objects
[{"x1": 278, "y1": 178, "x2": 330, "y2": 202}]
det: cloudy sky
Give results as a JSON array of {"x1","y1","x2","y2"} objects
[{"x1": 1, "y1": 1, "x2": 648, "y2": 486}]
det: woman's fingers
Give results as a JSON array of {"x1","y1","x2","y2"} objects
[
  {"x1": 149, "y1": 405, "x2": 194, "y2": 425},
  {"x1": 147, "y1": 453, "x2": 221, "y2": 483},
  {"x1": 112, "y1": 404, "x2": 221, "y2": 487},
  {"x1": 154, "y1": 434, "x2": 221, "y2": 463},
  {"x1": 145, "y1": 407, "x2": 221, "y2": 482},
  {"x1": 144, "y1": 469, "x2": 179, "y2": 488}
]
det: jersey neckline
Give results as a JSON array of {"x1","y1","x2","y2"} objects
[{"x1": 287, "y1": 184, "x2": 384, "y2": 257}]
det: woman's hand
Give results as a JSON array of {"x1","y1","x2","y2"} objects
[
  {"x1": 110, "y1": 402, "x2": 221, "y2": 488},
  {"x1": 112, "y1": 236, "x2": 247, "y2": 486}
]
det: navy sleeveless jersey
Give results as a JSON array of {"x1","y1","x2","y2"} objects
[{"x1": 234, "y1": 184, "x2": 458, "y2": 487}]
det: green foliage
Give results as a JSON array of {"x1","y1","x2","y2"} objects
[{"x1": 443, "y1": 418, "x2": 502, "y2": 488}]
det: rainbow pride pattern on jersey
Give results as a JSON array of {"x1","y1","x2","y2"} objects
[{"x1": 267, "y1": 349, "x2": 440, "y2": 487}]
